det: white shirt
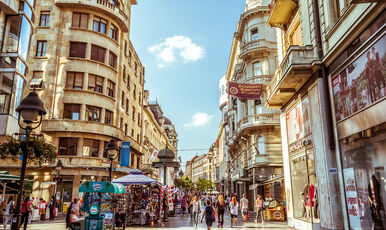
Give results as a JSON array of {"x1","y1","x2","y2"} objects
[
  {"x1": 230, "y1": 202, "x2": 238, "y2": 215},
  {"x1": 240, "y1": 198, "x2": 249, "y2": 209},
  {"x1": 192, "y1": 201, "x2": 199, "y2": 212},
  {"x1": 5, "y1": 201, "x2": 14, "y2": 215}
]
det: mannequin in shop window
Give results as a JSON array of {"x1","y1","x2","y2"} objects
[{"x1": 368, "y1": 175, "x2": 385, "y2": 229}]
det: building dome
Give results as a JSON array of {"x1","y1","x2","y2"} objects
[{"x1": 157, "y1": 145, "x2": 175, "y2": 160}]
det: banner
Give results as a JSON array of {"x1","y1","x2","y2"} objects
[
  {"x1": 149, "y1": 149, "x2": 159, "y2": 162},
  {"x1": 286, "y1": 97, "x2": 311, "y2": 144},
  {"x1": 228, "y1": 82, "x2": 263, "y2": 99},
  {"x1": 343, "y1": 168, "x2": 361, "y2": 229},
  {"x1": 120, "y1": 142, "x2": 130, "y2": 167}
]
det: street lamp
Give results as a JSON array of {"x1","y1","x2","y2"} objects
[
  {"x1": 12, "y1": 90, "x2": 46, "y2": 230},
  {"x1": 105, "y1": 138, "x2": 119, "y2": 182},
  {"x1": 52, "y1": 160, "x2": 63, "y2": 211}
]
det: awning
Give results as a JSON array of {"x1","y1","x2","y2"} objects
[
  {"x1": 79, "y1": 181, "x2": 127, "y2": 194},
  {"x1": 112, "y1": 172, "x2": 156, "y2": 185}
]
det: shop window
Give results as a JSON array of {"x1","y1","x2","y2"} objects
[
  {"x1": 30, "y1": 71, "x2": 43, "y2": 88},
  {"x1": 107, "y1": 80, "x2": 115, "y2": 97},
  {"x1": 83, "y1": 138, "x2": 99, "y2": 157},
  {"x1": 72, "y1": 12, "x2": 88, "y2": 29},
  {"x1": 110, "y1": 24, "x2": 118, "y2": 41},
  {"x1": 63, "y1": 104, "x2": 80, "y2": 120},
  {"x1": 39, "y1": 11, "x2": 50, "y2": 26},
  {"x1": 36, "y1": 40, "x2": 47, "y2": 57},
  {"x1": 253, "y1": 61, "x2": 261, "y2": 76},
  {"x1": 66, "y1": 72, "x2": 83, "y2": 89},
  {"x1": 59, "y1": 137, "x2": 78, "y2": 155},
  {"x1": 91, "y1": 45, "x2": 106, "y2": 63},
  {"x1": 109, "y1": 51, "x2": 117, "y2": 69},
  {"x1": 250, "y1": 27, "x2": 258, "y2": 41},
  {"x1": 93, "y1": 16, "x2": 107, "y2": 34},
  {"x1": 105, "y1": 109, "x2": 113, "y2": 124},
  {"x1": 88, "y1": 74, "x2": 103, "y2": 93},
  {"x1": 69, "y1": 42, "x2": 86, "y2": 58},
  {"x1": 86, "y1": 105, "x2": 101, "y2": 122}
]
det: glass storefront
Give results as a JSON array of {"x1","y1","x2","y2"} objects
[{"x1": 340, "y1": 122, "x2": 386, "y2": 229}]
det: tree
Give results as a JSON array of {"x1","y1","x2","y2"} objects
[
  {"x1": 174, "y1": 175, "x2": 194, "y2": 192},
  {"x1": 195, "y1": 178, "x2": 214, "y2": 193}
]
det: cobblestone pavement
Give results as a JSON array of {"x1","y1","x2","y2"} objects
[{"x1": 9, "y1": 211, "x2": 291, "y2": 229}]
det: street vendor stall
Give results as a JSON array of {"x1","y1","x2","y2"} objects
[
  {"x1": 112, "y1": 172, "x2": 160, "y2": 225},
  {"x1": 79, "y1": 181, "x2": 126, "y2": 230}
]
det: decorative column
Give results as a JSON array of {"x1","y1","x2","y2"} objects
[
  {"x1": 80, "y1": 104, "x2": 86, "y2": 121},
  {"x1": 83, "y1": 72, "x2": 89, "y2": 91},
  {"x1": 77, "y1": 137, "x2": 84, "y2": 156},
  {"x1": 98, "y1": 140, "x2": 104, "y2": 158}
]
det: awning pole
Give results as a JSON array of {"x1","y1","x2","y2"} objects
[{"x1": 2, "y1": 182, "x2": 6, "y2": 201}]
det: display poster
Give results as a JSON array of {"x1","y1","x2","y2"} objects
[
  {"x1": 332, "y1": 35, "x2": 386, "y2": 121},
  {"x1": 120, "y1": 142, "x2": 130, "y2": 167},
  {"x1": 149, "y1": 149, "x2": 159, "y2": 162},
  {"x1": 286, "y1": 97, "x2": 311, "y2": 144},
  {"x1": 343, "y1": 168, "x2": 361, "y2": 229}
]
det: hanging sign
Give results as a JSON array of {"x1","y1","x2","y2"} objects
[
  {"x1": 228, "y1": 82, "x2": 263, "y2": 99},
  {"x1": 149, "y1": 149, "x2": 159, "y2": 162}
]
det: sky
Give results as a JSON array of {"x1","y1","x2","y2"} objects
[{"x1": 130, "y1": 0, "x2": 245, "y2": 169}]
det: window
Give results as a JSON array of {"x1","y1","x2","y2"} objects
[
  {"x1": 126, "y1": 99, "x2": 129, "y2": 113},
  {"x1": 133, "y1": 84, "x2": 136, "y2": 99},
  {"x1": 127, "y1": 74, "x2": 130, "y2": 90},
  {"x1": 59, "y1": 137, "x2": 78, "y2": 155},
  {"x1": 86, "y1": 105, "x2": 101, "y2": 122},
  {"x1": 63, "y1": 104, "x2": 80, "y2": 120},
  {"x1": 255, "y1": 136, "x2": 265, "y2": 155},
  {"x1": 139, "y1": 93, "x2": 142, "y2": 105},
  {"x1": 31, "y1": 71, "x2": 43, "y2": 88},
  {"x1": 109, "y1": 51, "x2": 117, "y2": 69},
  {"x1": 69, "y1": 42, "x2": 86, "y2": 58},
  {"x1": 134, "y1": 62, "x2": 138, "y2": 76},
  {"x1": 39, "y1": 11, "x2": 50, "y2": 26},
  {"x1": 72, "y1": 12, "x2": 88, "y2": 29},
  {"x1": 123, "y1": 66, "x2": 126, "y2": 82},
  {"x1": 132, "y1": 106, "x2": 135, "y2": 121},
  {"x1": 137, "y1": 134, "x2": 139, "y2": 143},
  {"x1": 124, "y1": 123, "x2": 128, "y2": 136},
  {"x1": 128, "y1": 51, "x2": 132, "y2": 65},
  {"x1": 253, "y1": 62, "x2": 261, "y2": 76},
  {"x1": 120, "y1": 117, "x2": 123, "y2": 129},
  {"x1": 93, "y1": 16, "x2": 107, "y2": 34},
  {"x1": 105, "y1": 110, "x2": 113, "y2": 124},
  {"x1": 88, "y1": 74, "x2": 103, "y2": 93},
  {"x1": 66, "y1": 72, "x2": 83, "y2": 89},
  {"x1": 290, "y1": 22, "x2": 302, "y2": 46},
  {"x1": 83, "y1": 139, "x2": 99, "y2": 157},
  {"x1": 121, "y1": 91, "x2": 125, "y2": 107},
  {"x1": 107, "y1": 80, "x2": 115, "y2": 97},
  {"x1": 124, "y1": 41, "x2": 127, "y2": 56},
  {"x1": 130, "y1": 153, "x2": 135, "y2": 167},
  {"x1": 250, "y1": 27, "x2": 258, "y2": 41},
  {"x1": 91, "y1": 45, "x2": 106, "y2": 63},
  {"x1": 137, "y1": 113, "x2": 141, "y2": 126},
  {"x1": 110, "y1": 24, "x2": 118, "y2": 41},
  {"x1": 131, "y1": 129, "x2": 134, "y2": 137},
  {"x1": 36, "y1": 41, "x2": 47, "y2": 56}
]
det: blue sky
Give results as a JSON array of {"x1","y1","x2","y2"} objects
[{"x1": 130, "y1": 1, "x2": 245, "y2": 168}]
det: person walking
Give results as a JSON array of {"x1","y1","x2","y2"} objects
[
  {"x1": 162, "y1": 194, "x2": 168, "y2": 221},
  {"x1": 215, "y1": 195, "x2": 225, "y2": 228},
  {"x1": 49, "y1": 196, "x2": 55, "y2": 220},
  {"x1": 230, "y1": 196, "x2": 238, "y2": 227},
  {"x1": 3, "y1": 196, "x2": 14, "y2": 230},
  {"x1": 255, "y1": 195, "x2": 265, "y2": 223},
  {"x1": 240, "y1": 194, "x2": 249, "y2": 222},
  {"x1": 181, "y1": 196, "x2": 187, "y2": 217},
  {"x1": 191, "y1": 195, "x2": 201, "y2": 228},
  {"x1": 226, "y1": 195, "x2": 232, "y2": 212},
  {"x1": 20, "y1": 196, "x2": 32, "y2": 230},
  {"x1": 201, "y1": 200, "x2": 215, "y2": 230}
]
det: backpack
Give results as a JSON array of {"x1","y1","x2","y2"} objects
[{"x1": 205, "y1": 206, "x2": 215, "y2": 222}]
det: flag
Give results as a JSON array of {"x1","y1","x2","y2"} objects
[{"x1": 149, "y1": 149, "x2": 159, "y2": 162}]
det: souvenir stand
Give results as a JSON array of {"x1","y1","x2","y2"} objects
[
  {"x1": 79, "y1": 181, "x2": 127, "y2": 230},
  {"x1": 112, "y1": 172, "x2": 160, "y2": 225}
]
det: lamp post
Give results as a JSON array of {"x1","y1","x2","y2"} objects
[
  {"x1": 105, "y1": 138, "x2": 119, "y2": 182},
  {"x1": 12, "y1": 90, "x2": 46, "y2": 230},
  {"x1": 52, "y1": 160, "x2": 63, "y2": 211}
]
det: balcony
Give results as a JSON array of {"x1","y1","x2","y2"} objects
[
  {"x1": 55, "y1": 0, "x2": 129, "y2": 32},
  {"x1": 237, "y1": 74, "x2": 273, "y2": 85},
  {"x1": 267, "y1": 0, "x2": 298, "y2": 28},
  {"x1": 239, "y1": 39, "x2": 277, "y2": 60},
  {"x1": 266, "y1": 45, "x2": 321, "y2": 108},
  {"x1": 41, "y1": 119, "x2": 124, "y2": 140},
  {"x1": 235, "y1": 113, "x2": 280, "y2": 135}
]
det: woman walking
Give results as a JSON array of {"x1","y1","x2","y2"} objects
[
  {"x1": 201, "y1": 200, "x2": 215, "y2": 230},
  {"x1": 230, "y1": 196, "x2": 238, "y2": 227},
  {"x1": 20, "y1": 196, "x2": 32, "y2": 230},
  {"x1": 215, "y1": 195, "x2": 225, "y2": 228},
  {"x1": 181, "y1": 195, "x2": 187, "y2": 217},
  {"x1": 191, "y1": 195, "x2": 201, "y2": 228},
  {"x1": 3, "y1": 196, "x2": 14, "y2": 230},
  {"x1": 255, "y1": 195, "x2": 265, "y2": 223}
]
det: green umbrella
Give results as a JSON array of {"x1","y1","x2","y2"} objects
[{"x1": 79, "y1": 181, "x2": 126, "y2": 194}]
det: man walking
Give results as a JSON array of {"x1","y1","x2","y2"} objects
[{"x1": 240, "y1": 194, "x2": 249, "y2": 222}]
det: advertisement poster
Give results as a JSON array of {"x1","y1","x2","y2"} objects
[
  {"x1": 332, "y1": 35, "x2": 386, "y2": 121},
  {"x1": 228, "y1": 82, "x2": 263, "y2": 99},
  {"x1": 149, "y1": 149, "x2": 159, "y2": 162},
  {"x1": 343, "y1": 168, "x2": 361, "y2": 229},
  {"x1": 286, "y1": 97, "x2": 311, "y2": 144}
]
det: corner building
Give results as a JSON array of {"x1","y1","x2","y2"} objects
[{"x1": 0, "y1": 0, "x2": 146, "y2": 203}]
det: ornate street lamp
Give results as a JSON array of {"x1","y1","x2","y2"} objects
[
  {"x1": 105, "y1": 138, "x2": 119, "y2": 182},
  {"x1": 52, "y1": 160, "x2": 63, "y2": 211},
  {"x1": 12, "y1": 90, "x2": 46, "y2": 230}
]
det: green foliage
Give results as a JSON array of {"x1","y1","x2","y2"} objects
[
  {"x1": 174, "y1": 175, "x2": 194, "y2": 192},
  {"x1": 0, "y1": 136, "x2": 57, "y2": 166},
  {"x1": 195, "y1": 178, "x2": 214, "y2": 192}
]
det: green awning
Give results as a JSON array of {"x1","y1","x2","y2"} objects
[{"x1": 79, "y1": 181, "x2": 126, "y2": 194}]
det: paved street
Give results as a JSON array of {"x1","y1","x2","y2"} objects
[{"x1": 15, "y1": 211, "x2": 291, "y2": 230}]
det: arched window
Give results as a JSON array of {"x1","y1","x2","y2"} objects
[{"x1": 256, "y1": 136, "x2": 265, "y2": 156}]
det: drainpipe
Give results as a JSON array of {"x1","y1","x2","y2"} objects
[{"x1": 311, "y1": 0, "x2": 349, "y2": 229}]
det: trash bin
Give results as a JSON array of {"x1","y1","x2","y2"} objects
[{"x1": 84, "y1": 215, "x2": 104, "y2": 230}]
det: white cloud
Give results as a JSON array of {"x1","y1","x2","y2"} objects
[
  {"x1": 148, "y1": 36, "x2": 205, "y2": 68},
  {"x1": 184, "y1": 112, "x2": 214, "y2": 127}
]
